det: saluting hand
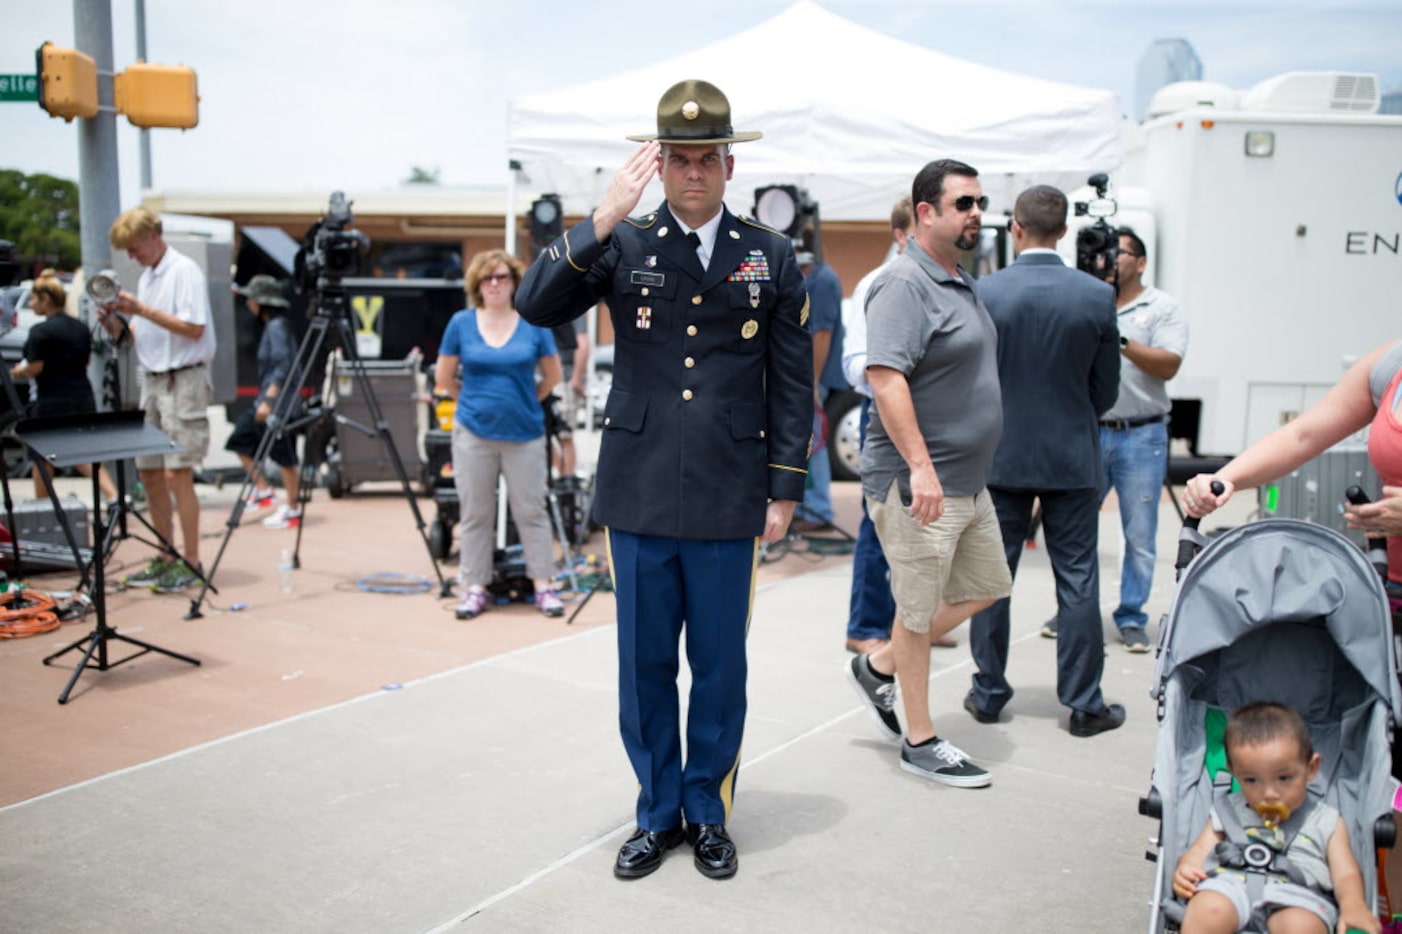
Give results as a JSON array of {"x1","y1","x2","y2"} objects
[{"x1": 593, "y1": 141, "x2": 661, "y2": 241}]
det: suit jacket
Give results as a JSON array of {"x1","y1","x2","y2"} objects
[
  {"x1": 517, "y1": 203, "x2": 813, "y2": 539},
  {"x1": 978, "y1": 252, "x2": 1119, "y2": 490}
]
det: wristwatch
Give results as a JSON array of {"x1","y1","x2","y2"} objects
[{"x1": 1119, "y1": 335, "x2": 1130, "y2": 349}]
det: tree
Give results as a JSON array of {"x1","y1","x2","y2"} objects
[
  {"x1": 0, "y1": 169, "x2": 81, "y2": 274},
  {"x1": 404, "y1": 165, "x2": 440, "y2": 185}
]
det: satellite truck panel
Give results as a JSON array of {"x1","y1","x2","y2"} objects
[{"x1": 1072, "y1": 72, "x2": 1401, "y2": 457}]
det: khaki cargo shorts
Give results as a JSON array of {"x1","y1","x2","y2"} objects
[
  {"x1": 136, "y1": 364, "x2": 211, "y2": 470},
  {"x1": 867, "y1": 480, "x2": 1012, "y2": 633}
]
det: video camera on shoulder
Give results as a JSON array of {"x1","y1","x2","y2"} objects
[
  {"x1": 294, "y1": 191, "x2": 369, "y2": 293},
  {"x1": 1073, "y1": 173, "x2": 1119, "y2": 283}
]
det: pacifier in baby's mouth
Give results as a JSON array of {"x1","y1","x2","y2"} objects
[{"x1": 1255, "y1": 801, "x2": 1291, "y2": 828}]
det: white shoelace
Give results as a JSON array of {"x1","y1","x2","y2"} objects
[
  {"x1": 932, "y1": 741, "x2": 970, "y2": 767},
  {"x1": 874, "y1": 682, "x2": 897, "y2": 710}
]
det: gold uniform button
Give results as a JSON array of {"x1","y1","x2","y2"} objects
[
  {"x1": 687, "y1": 325, "x2": 698, "y2": 336},
  {"x1": 604, "y1": 417, "x2": 611, "y2": 426},
  {"x1": 691, "y1": 295, "x2": 702, "y2": 306},
  {"x1": 641, "y1": 287, "x2": 650, "y2": 297},
  {"x1": 682, "y1": 389, "x2": 694, "y2": 401},
  {"x1": 684, "y1": 357, "x2": 695, "y2": 368},
  {"x1": 759, "y1": 430, "x2": 766, "y2": 438}
]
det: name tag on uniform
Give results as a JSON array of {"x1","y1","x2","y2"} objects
[{"x1": 630, "y1": 270, "x2": 666, "y2": 288}]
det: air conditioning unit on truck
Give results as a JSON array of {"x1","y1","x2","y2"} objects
[{"x1": 1068, "y1": 71, "x2": 1401, "y2": 458}]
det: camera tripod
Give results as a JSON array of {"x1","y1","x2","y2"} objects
[{"x1": 187, "y1": 279, "x2": 449, "y2": 618}]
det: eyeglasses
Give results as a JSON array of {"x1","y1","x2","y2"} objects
[
  {"x1": 950, "y1": 195, "x2": 989, "y2": 212},
  {"x1": 482, "y1": 272, "x2": 513, "y2": 284}
]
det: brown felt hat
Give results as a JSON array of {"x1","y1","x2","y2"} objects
[{"x1": 627, "y1": 79, "x2": 762, "y2": 145}]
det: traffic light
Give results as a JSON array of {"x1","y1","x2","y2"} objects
[
  {"x1": 114, "y1": 61, "x2": 199, "y2": 129},
  {"x1": 35, "y1": 41, "x2": 98, "y2": 122}
]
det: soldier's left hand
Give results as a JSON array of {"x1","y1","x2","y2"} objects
[{"x1": 762, "y1": 500, "x2": 797, "y2": 543}]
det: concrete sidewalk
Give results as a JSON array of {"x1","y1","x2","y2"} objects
[{"x1": 0, "y1": 491, "x2": 1215, "y2": 933}]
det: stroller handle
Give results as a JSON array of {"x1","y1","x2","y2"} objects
[
  {"x1": 1174, "y1": 481, "x2": 1225, "y2": 575},
  {"x1": 1345, "y1": 485, "x2": 1391, "y2": 581}
]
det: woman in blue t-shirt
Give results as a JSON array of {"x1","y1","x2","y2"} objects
[{"x1": 434, "y1": 249, "x2": 564, "y2": 620}]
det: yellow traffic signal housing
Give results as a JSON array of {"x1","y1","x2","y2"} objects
[
  {"x1": 35, "y1": 41, "x2": 99, "y2": 121},
  {"x1": 114, "y1": 61, "x2": 199, "y2": 129}
]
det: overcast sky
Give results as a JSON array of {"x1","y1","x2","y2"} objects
[{"x1": 2, "y1": 0, "x2": 1398, "y2": 209}]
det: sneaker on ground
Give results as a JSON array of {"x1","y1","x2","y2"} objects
[
  {"x1": 262, "y1": 505, "x2": 302, "y2": 529},
  {"x1": 1121, "y1": 626, "x2": 1151, "y2": 653},
  {"x1": 153, "y1": 562, "x2": 199, "y2": 593},
  {"x1": 1040, "y1": 618, "x2": 1059, "y2": 639},
  {"x1": 246, "y1": 487, "x2": 276, "y2": 509},
  {"x1": 123, "y1": 556, "x2": 173, "y2": 588},
  {"x1": 455, "y1": 588, "x2": 488, "y2": 620},
  {"x1": 900, "y1": 738, "x2": 992, "y2": 788},
  {"x1": 846, "y1": 654, "x2": 901, "y2": 740},
  {"x1": 536, "y1": 587, "x2": 565, "y2": 618}
]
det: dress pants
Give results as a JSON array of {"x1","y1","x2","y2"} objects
[
  {"x1": 968, "y1": 487, "x2": 1107, "y2": 715},
  {"x1": 607, "y1": 528, "x2": 759, "y2": 830}
]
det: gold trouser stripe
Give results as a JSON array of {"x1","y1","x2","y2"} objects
[
  {"x1": 770, "y1": 463, "x2": 807, "y2": 474},
  {"x1": 718, "y1": 539, "x2": 760, "y2": 821},
  {"x1": 604, "y1": 527, "x2": 617, "y2": 593}
]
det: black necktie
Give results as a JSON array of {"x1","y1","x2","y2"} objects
[{"x1": 685, "y1": 232, "x2": 701, "y2": 250}]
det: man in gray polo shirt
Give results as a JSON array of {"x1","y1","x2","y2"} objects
[{"x1": 846, "y1": 159, "x2": 1012, "y2": 788}]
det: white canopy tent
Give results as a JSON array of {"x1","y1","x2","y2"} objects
[{"x1": 507, "y1": 1, "x2": 1124, "y2": 222}]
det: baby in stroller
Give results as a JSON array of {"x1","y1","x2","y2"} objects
[{"x1": 1173, "y1": 702, "x2": 1378, "y2": 934}]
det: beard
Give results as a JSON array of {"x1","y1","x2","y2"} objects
[{"x1": 954, "y1": 229, "x2": 980, "y2": 252}]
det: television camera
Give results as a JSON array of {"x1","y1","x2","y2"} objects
[
  {"x1": 294, "y1": 191, "x2": 369, "y2": 292},
  {"x1": 1073, "y1": 173, "x2": 1120, "y2": 282}
]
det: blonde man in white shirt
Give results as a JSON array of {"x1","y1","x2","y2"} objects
[{"x1": 102, "y1": 207, "x2": 216, "y2": 593}]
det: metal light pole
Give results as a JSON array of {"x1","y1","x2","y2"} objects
[
  {"x1": 73, "y1": 0, "x2": 122, "y2": 302},
  {"x1": 134, "y1": 0, "x2": 151, "y2": 191}
]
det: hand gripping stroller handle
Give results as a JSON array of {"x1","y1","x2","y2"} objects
[
  {"x1": 1175, "y1": 481, "x2": 1225, "y2": 575},
  {"x1": 1345, "y1": 485, "x2": 1391, "y2": 580}
]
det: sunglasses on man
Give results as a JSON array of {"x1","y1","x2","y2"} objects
[{"x1": 951, "y1": 195, "x2": 989, "y2": 212}]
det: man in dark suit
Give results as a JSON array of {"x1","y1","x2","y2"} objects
[
  {"x1": 964, "y1": 185, "x2": 1127, "y2": 738},
  {"x1": 516, "y1": 79, "x2": 812, "y2": 881}
]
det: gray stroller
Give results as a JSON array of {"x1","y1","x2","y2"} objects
[{"x1": 1141, "y1": 518, "x2": 1402, "y2": 933}]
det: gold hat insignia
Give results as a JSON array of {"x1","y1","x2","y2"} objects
[{"x1": 681, "y1": 100, "x2": 700, "y2": 120}]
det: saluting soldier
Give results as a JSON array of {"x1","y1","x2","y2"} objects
[{"x1": 517, "y1": 79, "x2": 812, "y2": 881}]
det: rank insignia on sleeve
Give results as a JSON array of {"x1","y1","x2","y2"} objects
[
  {"x1": 741, "y1": 319, "x2": 758, "y2": 339},
  {"x1": 636, "y1": 306, "x2": 653, "y2": 330}
]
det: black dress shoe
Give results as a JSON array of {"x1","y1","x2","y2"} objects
[
  {"x1": 686, "y1": 823, "x2": 738, "y2": 879},
  {"x1": 613, "y1": 826, "x2": 685, "y2": 879},
  {"x1": 1069, "y1": 703, "x2": 1126, "y2": 738},
  {"x1": 963, "y1": 692, "x2": 999, "y2": 725}
]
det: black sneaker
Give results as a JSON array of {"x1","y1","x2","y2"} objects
[
  {"x1": 1121, "y1": 627, "x2": 1151, "y2": 653},
  {"x1": 900, "y1": 738, "x2": 992, "y2": 788},
  {"x1": 846, "y1": 654, "x2": 900, "y2": 740}
]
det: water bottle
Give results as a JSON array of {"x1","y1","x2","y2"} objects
[{"x1": 278, "y1": 548, "x2": 295, "y2": 593}]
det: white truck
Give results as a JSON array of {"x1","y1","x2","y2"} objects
[{"x1": 1081, "y1": 71, "x2": 1401, "y2": 458}]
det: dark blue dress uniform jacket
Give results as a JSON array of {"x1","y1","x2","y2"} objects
[{"x1": 517, "y1": 203, "x2": 813, "y2": 540}]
